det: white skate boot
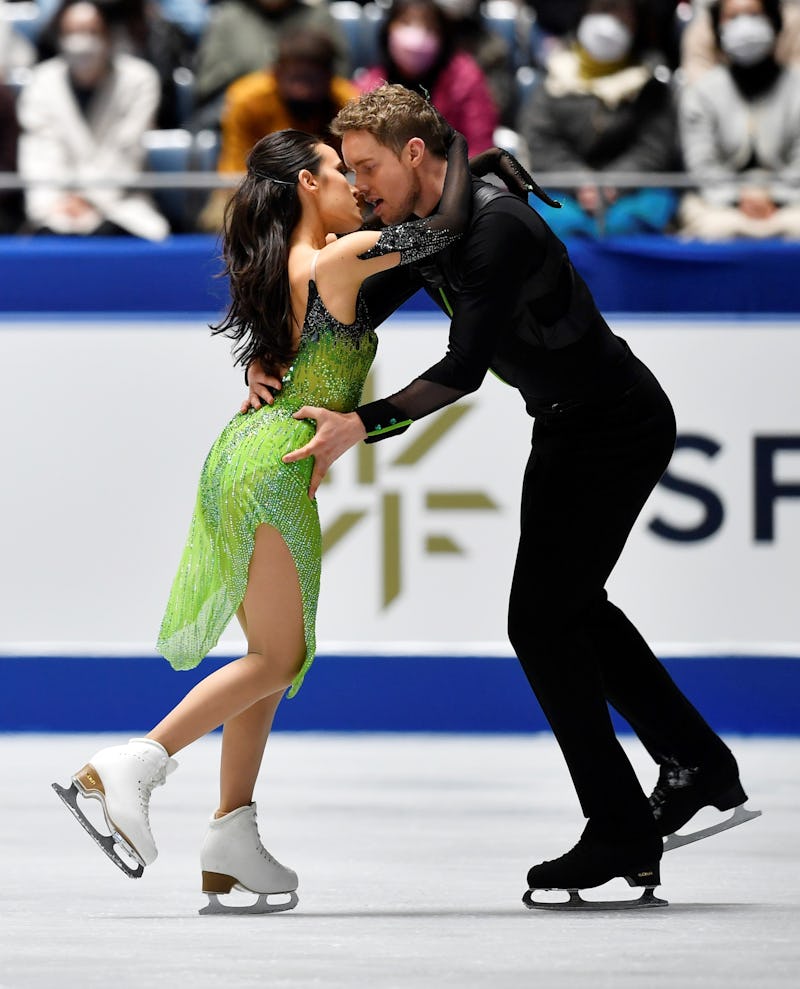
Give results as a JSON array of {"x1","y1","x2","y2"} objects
[
  {"x1": 199, "y1": 803, "x2": 299, "y2": 915},
  {"x1": 52, "y1": 738, "x2": 178, "y2": 878}
]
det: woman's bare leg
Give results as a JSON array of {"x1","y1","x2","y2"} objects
[
  {"x1": 216, "y1": 692, "x2": 283, "y2": 814},
  {"x1": 148, "y1": 524, "x2": 305, "y2": 762}
]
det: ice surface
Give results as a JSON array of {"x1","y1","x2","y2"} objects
[{"x1": 0, "y1": 734, "x2": 797, "y2": 989}]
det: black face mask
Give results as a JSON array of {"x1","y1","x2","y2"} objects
[{"x1": 284, "y1": 98, "x2": 328, "y2": 119}]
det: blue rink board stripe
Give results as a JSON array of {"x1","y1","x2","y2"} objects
[
  {"x1": 1, "y1": 654, "x2": 798, "y2": 734},
  {"x1": 3, "y1": 235, "x2": 800, "y2": 314}
]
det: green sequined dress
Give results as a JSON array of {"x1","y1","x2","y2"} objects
[{"x1": 157, "y1": 280, "x2": 377, "y2": 697}]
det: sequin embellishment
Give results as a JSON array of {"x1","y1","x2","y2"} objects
[
  {"x1": 157, "y1": 281, "x2": 377, "y2": 697},
  {"x1": 358, "y1": 219, "x2": 459, "y2": 266}
]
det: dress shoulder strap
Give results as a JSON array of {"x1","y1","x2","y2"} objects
[{"x1": 310, "y1": 249, "x2": 321, "y2": 284}]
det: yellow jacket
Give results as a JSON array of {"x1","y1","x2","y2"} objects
[{"x1": 217, "y1": 71, "x2": 358, "y2": 173}]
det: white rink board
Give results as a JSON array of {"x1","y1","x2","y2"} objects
[{"x1": 0, "y1": 315, "x2": 798, "y2": 653}]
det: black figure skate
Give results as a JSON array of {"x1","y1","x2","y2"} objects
[
  {"x1": 523, "y1": 830, "x2": 667, "y2": 911},
  {"x1": 650, "y1": 757, "x2": 762, "y2": 852}
]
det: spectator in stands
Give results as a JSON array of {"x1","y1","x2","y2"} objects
[
  {"x1": 434, "y1": 0, "x2": 516, "y2": 123},
  {"x1": 0, "y1": 85, "x2": 22, "y2": 232},
  {"x1": 517, "y1": 0, "x2": 679, "y2": 238},
  {"x1": 157, "y1": 0, "x2": 210, "y2": 41},
  {"x1": 0, "y1": 41, "x2": 20, "y2": 233},
  {"x1": 524, "y1": 1, "x2": 683, "y2": 69},
  {"x1": 38, "y1": 0, "x2": 197, "y2": 128},
  {"x1": 17, "y1": 0, "x2": 170, "y2": 239},
  {"x1": 681, "y1": 0, "x2": 800, "y2": 82},
  {"x1": 356, "y1": 0, "x2": 499, "y2": 154},
  {"x1": 524, "y1": 1, "x2": 585, "y2": 42},
  {"x1": 190, "y1": 0, "x2": 350, "y2": 132},
  {"x1": 1, "y1": 0, "x2": 33, "y2": 232},
  {"x1": 677, "y1": 0, "x2": 800, "y2": 239},
  {"x1": 198, "y1": 26, "x2": 357, "y2": 232}
]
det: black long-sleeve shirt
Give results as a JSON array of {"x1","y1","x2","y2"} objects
[{"x1": 358, "y1": 180, "x2": 637, "y2": 441}]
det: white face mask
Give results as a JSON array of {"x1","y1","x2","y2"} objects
[
  {"x1": 720, "y1": 14, "x2": 776, "y2": 66},
  {"x1": 60, "y1": 32, "x2": 109, "y2": 85},
  {"x1": 577, "y1": 13, "x2": 633, "y2": 64}
]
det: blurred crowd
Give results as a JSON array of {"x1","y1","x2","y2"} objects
[{"x1": 1, "y1": 0, "x2": 799, "y2": 240}]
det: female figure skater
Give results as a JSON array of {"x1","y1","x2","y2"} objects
[{"x1": 53, "y1": 119, "x2": 481, "y2": 914}]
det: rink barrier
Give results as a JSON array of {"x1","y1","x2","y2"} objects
[
  {"x1": 2, "y1": 234, "x2": 800, "y2": 313},
  {"x1": 1, "y1": 653, "x2": 798, "y2": 734}
]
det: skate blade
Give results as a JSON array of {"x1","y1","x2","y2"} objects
[
  {"x1": 51, "y1": 781, "x2": 144, "y2": 879},
  {"x1": 523, "y1": 886, "x2": 667, "y2": 911},
  {"x1": 199, "y1": 891, "x2": 299, "y2": 916},
  {"x1": 664, "y1": 803, "x2": 762, "y2": 852}
]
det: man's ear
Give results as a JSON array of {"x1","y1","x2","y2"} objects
[{"x1": 405, "y1": 137, "x2": 426, "y2": 169}]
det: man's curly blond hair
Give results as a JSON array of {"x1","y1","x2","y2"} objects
[{"x1": 330, "y1": 84, "x2": 451, "y2": 158}]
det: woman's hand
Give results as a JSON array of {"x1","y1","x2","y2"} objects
[
  {"x1": 739, "y1": 187, "x2": 776, "y2": 220},
  {"x1": 241, "y1": 360, "x2": 283, "y2": 413}
]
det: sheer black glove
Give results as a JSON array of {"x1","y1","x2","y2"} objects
[{"x1": 468, "y1": 147, "x2": 561, "y2": 208}]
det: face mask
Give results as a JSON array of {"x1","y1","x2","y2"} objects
[
  {"x1": 60, "y1": 32, "x2": 109, "y2": 85},
  {"x1": 284, "y1": 97, "x2": 324, "y2": 119},
  {"x1": 720, "y1": 14, "x2": 776, "y2": 66},
  {"x1": 576, "y1": 13, "x2": 633, "y2": 64},
  {"x1": 387, "y1": 24, "x2": 441, "y2": 77}
]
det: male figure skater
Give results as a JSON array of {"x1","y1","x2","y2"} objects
[{"x1": 250, "y1": 85, "x2": 759, "y2": 908}]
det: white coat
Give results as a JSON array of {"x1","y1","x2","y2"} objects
[
  {"x1": 17, "y1": 52, "x2": 169, "y2": 240},
  {"x1": 679, "y1": 64, "x2": 800, "y2": 208}
]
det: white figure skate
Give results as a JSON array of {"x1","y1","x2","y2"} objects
[
  {"x1": 199, "y1": 803, "x2": 299, "y2": 915},
  {"x1": 52, "y1": 737, "x2": 178, "y2": 878}
]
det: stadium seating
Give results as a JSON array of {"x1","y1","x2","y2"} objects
[{"x1": 142, "y1": 128, "x2": 222, "y2": 232}]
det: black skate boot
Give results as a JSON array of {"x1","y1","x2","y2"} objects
[
  {"x1": 523, "y1": 830, "x2": 666, "y2": 911},
  {"x1": 649, "y1": 757, "x2": 762, "y2": 852}
]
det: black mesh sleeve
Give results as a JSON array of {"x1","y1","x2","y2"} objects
[
  {"x1": 357, "y1": 203, "x2": 545, "y2": 442},
  {"x1": 357, "y1": 381, "x2": 468, "y2": 443}
]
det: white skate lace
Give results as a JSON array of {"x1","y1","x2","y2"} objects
[
  {"x1": 137, "y1": 763, "x2": 170, "y2": 828},
  {"x1": 251, "y1": 810, "x2": 278, "y2": 865}
]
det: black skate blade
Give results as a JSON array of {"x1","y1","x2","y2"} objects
[
  {"x1": 199, "y1": 891, "x2": 299, "y2": 916},
  {"x1": 523, "y1": 886, "x2": 668, "y2": 911},
  {"x1": 51, "y1": 781, "x2": 144, "y2": 879},
  {"x1": 664, "y1": 803, "x2": 762, "y2": 852}
]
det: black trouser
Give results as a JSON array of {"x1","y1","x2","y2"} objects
[{"x1": 508, "y1": 354, "x2": 731, "y2": 840}]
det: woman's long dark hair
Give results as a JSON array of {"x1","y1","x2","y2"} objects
[{"x1": 211, "y1": 130, "x2": 322, "y2": 372}]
